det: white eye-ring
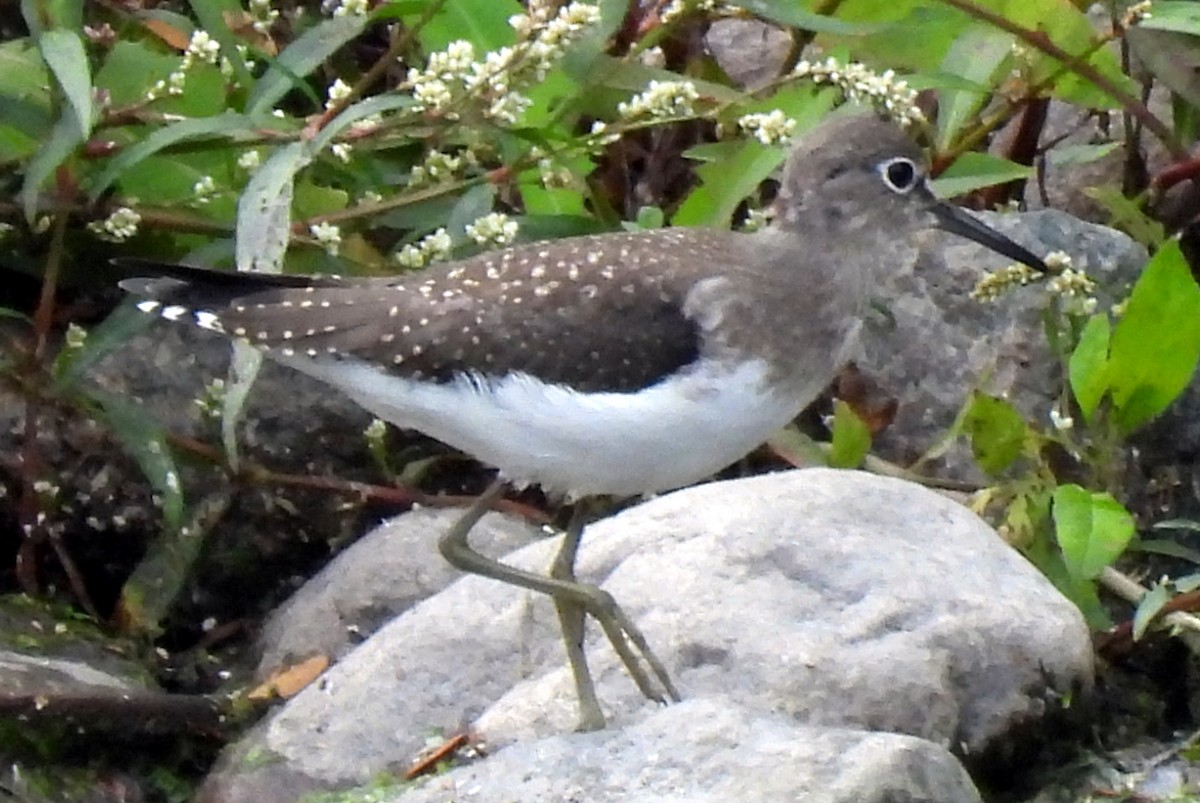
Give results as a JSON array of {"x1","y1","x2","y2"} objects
[{"x1": 878, "y1": 157, "x2": 921, "y2": 194}]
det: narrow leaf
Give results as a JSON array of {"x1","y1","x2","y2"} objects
[
  {"x1": 929, "y1": 152, "x2": 1033, "y2": 198},
  {"x1": 308, "y1": 93, "x2": 418, "y2": 153},
  {"x1": 116, "y1": 493, "x2": 229, "y2": 636},
  {"x1": 1134, "y1": 538, "x2": 1200, "y2": 565},
  {"x1": 18, "y1": 112, "x2": 83, "y2": 222},
  {"x1": 1132, "y1": 582, "x2": 1170, "y2": 641},
  {"x1": 89, "y1": 111, "x2": 255, "y2": 198},
  {"x1": 247, "y1": 15, "x2": 369, "y2": 117},
  {"x1": 186, "y1": 0, "x2": 253, "y2": 89},
  {"x1": 38, "y1": 29, "x2": 92, "y2": 140}
]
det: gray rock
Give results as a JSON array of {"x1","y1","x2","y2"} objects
[
  {"x1": 254, "y1": 508, "x2": 543, "y2": 678},
  {"x1": 862, "y1": 209, "x2": 1146, "y2": 475},
  {"x1": 397, "y1": 699, "x2": 983, "y2": 803},
  {"x1": 705, "y1": 18, "x2": 792, "y2": 90},
  {"x1": 199, "y1": 469, "x2": 1091, "y2": 803}
]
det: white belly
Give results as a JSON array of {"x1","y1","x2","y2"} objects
[{"x1": 286, "y1": 357, "x2": 807, "y2": 499}]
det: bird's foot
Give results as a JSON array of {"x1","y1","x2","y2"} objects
[{"x1": 572, "y1": 583, "x2": 681, "y2": 706}]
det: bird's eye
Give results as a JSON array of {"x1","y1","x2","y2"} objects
[{"x1": 878, "y1": 157, "x2": 920, "y2": 194}]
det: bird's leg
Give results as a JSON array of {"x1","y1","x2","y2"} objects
[
  {"x1": 437, "y1": 480, "x2": 680, "y2": 731},
  {"x1": 549, "y1": 500, "x2": 681, "y2": 714},
  {"x1": 548, "y1": 503, "x2": 604, "y2": 731}
]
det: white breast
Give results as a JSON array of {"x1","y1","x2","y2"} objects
[{"x1": 284, "y1": 357, "x2": 809, "y2": 499}]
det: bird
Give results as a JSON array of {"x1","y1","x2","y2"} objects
[{"x1": 119, "y1": 111, "x2": 1047, "y2": 732}]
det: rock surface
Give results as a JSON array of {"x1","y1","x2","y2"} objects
[
  {"x1": 400, "y1": 699, "x2": 983, "y2": 803},
  {"x1": 198, "y1": 469, "x2": 1092, "y2": 803},
  {"x1": 254, "y1": 509, "x2": 543, "y2": 679}
]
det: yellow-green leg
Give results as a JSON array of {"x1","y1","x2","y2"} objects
[{"x1": 437, "y1": 479, "x2": 680, "y2": 731}]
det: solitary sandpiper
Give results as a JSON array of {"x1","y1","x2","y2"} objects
[{"x1": 120, "y1": 112, "x2": 1046, "y2": 731}]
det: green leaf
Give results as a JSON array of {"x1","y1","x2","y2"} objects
[
  {"x1": 415, "y1": 0, "x2": 522, "y2": 53},
  {"x1": 1052, "y1": 484, "x2": 1136, "y2": 582},
  {"x1": 446, "y1": 183, "x2": 499, "y2": 241},
  {"x1": 823, "y1": 2, "x2": 968, "y2": 71},
  {"x1": 934, "y1": 23, "x2": 1014, "y2": 149},
  {"x1": 1083, "y1": 186, "x2": 1165, "y2": 248},
  {"x1": 1047, "y1": 142, "x2": 1121, "y2": 167},
  {"x1": 827, "y1": 400, "x2": 872, "y2": 469},
  {"x1": 674, "y1": 141, "x2": 784, "y2": 228},
  {"x1": 962, "y1": 392, "x2": 1027, "y2": 476},
  {"x1": 1068, "y1": 313, "x2": 1110, "y2": 423},
  {"x1": 294, "y1": 181, "x2": 350, "y2": 219},
  {"x1": 1001, "y1": 0, "x2": 1136, "y2": 109},
  {"x1": 1108, "y1": 239, "x2": 1200, "y2": 434},
  {"x1": 116, "y1": 493, "x2": 229, "y2": 637},
  {"x1": 519, "y1": 152, "x2": 591, "y2": 218},
  {"x1": 0, "y1": 307, "x2": 32, "y2": 323},
  {"x1": 1138, "y1": 1, "x2": 1200, "y2": 36},
  {"x1": 247, "y1": 15, "x2": 369, "y2": 117},
  {"x1": 1128, "y1": 27, "x2": 1200, "y2": 112},
  {"x1": 1134, "y1": 538, "x2": 1200, "y2": 566},
  {"x1": 93, "y1": 40, "x2": 181, "y2": 107},
  {"x1": 1132, "y1": 582, "x2": 1170, "y2": 641},
  {"x1": 308, "y1": 93, "x2": 418, "y2": 153},
  {"x1": 185, "y1": 0, "x2": 253, "y2": 90},
  {"x1": 0, "y1": 40, "x2": 52, "y2": 160},
  {"x1": 726, "y1": 0, "x2": 887, "y2": 35},
  {"x1": 38, "y1": 29, "x2": 92, "y2": 140},
  {"x1": 18, "y1": 111, "x2": 83, "y2": 222},
  {"x1": 1023, "y1": 533, "x2": 1112, "y2": 629},
  {"x1": 929, "y1": 152, "x2": 1033, "y2": 198},
  {"x1": 21, "y1": 0, "x2": 82, "y2": 35},
  {"x1": 88, "y1": 111, "x2": 256, "y2": 198}
]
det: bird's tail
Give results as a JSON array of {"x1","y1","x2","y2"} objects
[{"x1": 114, "y1": 258, "x2": 346, "y2": 318}]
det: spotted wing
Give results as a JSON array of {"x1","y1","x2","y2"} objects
[{"x1": 119, "y1": 229, "x2": 721, "y2": 393}]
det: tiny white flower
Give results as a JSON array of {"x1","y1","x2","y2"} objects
[
  {"x1": 1049, "y1": 409, "x2": 1074, "y2": 431},
  {"x1": 737, "y1": 110, "x2": 796, "y2": 146},
  {"x1": 331, "y1": 0, "x2": 370, "y2": 17},
  {"x1": 186, "y1": 30, "x2": 221, "y2": 64},
  {"x1": 310, "y1": 221, "x2": 343, "y2": 256},
  {"x1": 465, "y1": 212, "x2": 518, "y2": 247},
  {"x1": 237, "y1": 149, "x2": 262, "y2": 170},
  {"x1": 617, "y1": 79, "x2": 700, "y2": 120},
  {"x1": 192, "y1": 175, "x2": 217, "y2": 203},
  {"x1": 326, "y1": 78, "x2": 353, "y2": 109},
  {"x1": 87, "y1": 207, "x2": 142, "y2": 242}
]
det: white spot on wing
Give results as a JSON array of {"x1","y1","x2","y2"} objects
[{"x1": 194, "y1": 311, "x2": 223, "y2": 332}]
